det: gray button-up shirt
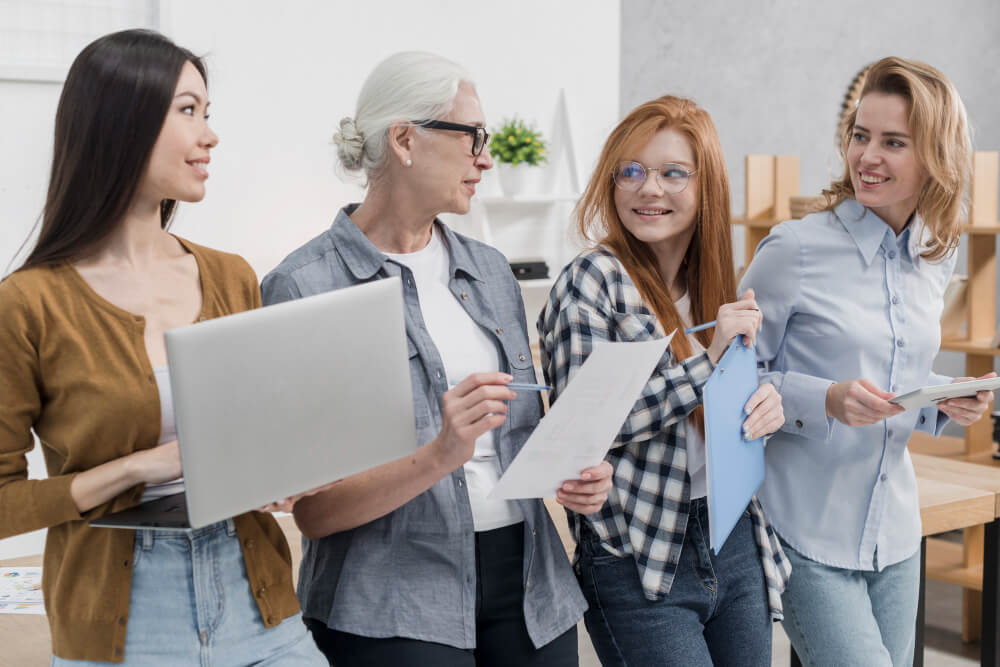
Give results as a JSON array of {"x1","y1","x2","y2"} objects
[
  {"x1": 739, "y1": 199, "x2": 952, "y2": 571},
  {"x1": 260, "y1": 205, "x2": 586, "y2": 649}
]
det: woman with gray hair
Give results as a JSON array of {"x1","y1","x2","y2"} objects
[{"x1": 261, "y1": 51, "x2": 609, "y2": 666}]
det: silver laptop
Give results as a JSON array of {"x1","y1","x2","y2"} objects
[{"x1": 91, "y1": 277, "x2": 415, "y2": 530}]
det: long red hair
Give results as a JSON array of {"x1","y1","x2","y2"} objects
[{"x1": 576, "y1": 95, "x2": 736, "y2": 432}]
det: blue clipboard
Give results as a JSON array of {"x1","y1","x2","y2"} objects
[{"x1": 703, "y1": 339, "x2": 765, "y2": 555}]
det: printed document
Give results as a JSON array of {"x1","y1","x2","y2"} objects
[{"x1": 490, "y1": 335, "x2": 672, "y2": 499}]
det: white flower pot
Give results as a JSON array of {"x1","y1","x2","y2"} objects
[{"x1": 497, "y1": 162, "x2": 541, "y2": 198}]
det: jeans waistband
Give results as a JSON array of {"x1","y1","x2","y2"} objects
[{"x1": 137, "y1": 518, "x2": 236, "y2": 547}]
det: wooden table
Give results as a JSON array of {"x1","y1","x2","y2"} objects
[
  {"x1": 0, "y1": 516, "x2": 303, "y2": 667},
  {"x1": 913, "y1": 453, "x2": 1000, "y2": 667}
]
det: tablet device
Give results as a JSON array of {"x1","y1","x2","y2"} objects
[{"x1": 890, "y1": 376, "x2": 1000, "y2": 411}]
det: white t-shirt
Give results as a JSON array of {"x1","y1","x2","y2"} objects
[
  {"x1": 140, "y1": 365, "x2": 186, "y2": 502},
  {"x1": 675, "y1": 292, "x2": 707, "y2": 500},
  {"x1": 384, "y1": 227, "x2": 524, "y2": 531}
]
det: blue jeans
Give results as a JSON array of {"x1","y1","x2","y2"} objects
[
  {"x1": 779, "y1": 539, "x2": 919, "y2": 667},
  {"x1": 52, "y1": 520, "x2": 326, "y2": 666},
  {"x1": 577, "y1": 498, "x2": 771, "y2": 666}
]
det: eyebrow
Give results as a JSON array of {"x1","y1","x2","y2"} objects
[
  {"x1": 854, "y1": 124, "x2": 910, "y2": 138},
  {"x1": 175, "y1": 91, "x2": 204, "y2": 104}
]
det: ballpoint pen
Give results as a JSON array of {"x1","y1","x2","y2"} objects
[{"x1": 449, "y1": 381, "x2": 550, "y2": 391}]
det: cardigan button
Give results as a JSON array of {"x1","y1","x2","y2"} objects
[
  {"x1": 257, "y1": 586, "x2": 267, "y2": 596},
  {"x1": 267, "y1": 616, "x2": 277, "y2": 625},
  {"x1": 123, "y1": 560, "x2": 129, "y2": 568},
  {"x1": 115, "y1": 648, "x2": 122, "y2": 657},
  {"x1": 118, "y1": 617, "x2": 125, "y2": 626}
]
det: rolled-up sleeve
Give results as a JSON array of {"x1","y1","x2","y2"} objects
[
  {"x1": 914, "y1": 371, "x2": 952, "y2": 436},
  {"x1": 741, "y1": 223, "x2": 835, "y2": 442}
]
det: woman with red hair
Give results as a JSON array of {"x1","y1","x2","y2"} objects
[{"x1": 538, "y1": 95, "x2": 789, "y2": 665}]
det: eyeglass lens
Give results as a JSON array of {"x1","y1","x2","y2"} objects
[{"x1": 613, "y1": 162, "x2": 691, "y2": 193}]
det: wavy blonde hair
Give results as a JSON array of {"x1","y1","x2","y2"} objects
[
  {"x1": 577, "y1": 95, "x2": 735, "y2": 432},
  {"x1": 823, "y1": 56, "x2": 972, "y2": 261}
]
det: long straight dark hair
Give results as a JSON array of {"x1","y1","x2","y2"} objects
[{"x1": 16, "y1": 29, "x2": 205, "y2": 272}]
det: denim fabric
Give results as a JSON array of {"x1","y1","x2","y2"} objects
[
  {"x1": 51, "y1": 521, "x2": 325, "y2": 666},
  {"x1": 305, "y1": 523, "x2": 578, "y2": 666},
  {"x1": 740, "y1": 199, "x2": 953, "y2": 570},
  {"x1": 260, "y1": 205, "x2": 585, "y2": 650},
  {"x1": 779, "y1": 539, "x2": 920, "y2": 667},
  {"x1": 577, "y1": 498, "x2": 771, "y2": 666}
]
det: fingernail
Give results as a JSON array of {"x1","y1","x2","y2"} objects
[
  {"x1": 564, "y1": 482, "x2": 575, "y2": 491},
  {"x1": 745, "y1": 405, "x2": 752, "y2": 415},
  {"x1": 582, "y1": 472, "x2": 592, "y2": 480}
]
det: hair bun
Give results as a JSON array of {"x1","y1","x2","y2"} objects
[{"x1": 333, "y1": 116, "x2": 365, "y2": 170}]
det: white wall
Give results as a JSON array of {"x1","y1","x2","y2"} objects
[{"x1": 0, "y1": 0, "x2": 621, "y2": 558}]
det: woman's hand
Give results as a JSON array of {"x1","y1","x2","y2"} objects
[
  {"x1": 741, "y1": 383, "x2": 784, "y2": 440},
  {"x1": 825, "y1": 379, "x2": 905, "y2": 427},
  {"x1": 557, "y1": 461, "x2": 613, "y2": 514},
  {"x1": 706, "y1": 289, "x2": 763, "y2": 363},
  {"x1": 124, "y1": 440, "x2": 182, "y2": 485},
  {"x1": 429, "y1": 372, "x2": 516, "y2": 471},
  {"x1": 937, "y1": 372, "x2": 996, "y2": 426}
]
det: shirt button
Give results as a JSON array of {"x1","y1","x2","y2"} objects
[
  {"x1": 519, "y1": 354, "x2": 527, "y2": 362},
  {"x1": 407, "y1": 279, "x2": 413, "y2": 287},
  {"x1": 794, "y1": 419, "x2": 804, "y2": 429},
  {"x1": 889, "y1": 250, "x2": 897, "y2": 259},
  {"x1": 896, "y1": 338, "x2": 904, "y2": 348},
  {"x1": 436, "y1": 371, "x2": 443, "y2": 379},
  {"x1": 887, "y1": 430, "x2": 894, "y2": 438},
  {"x1": 880, "y1": 473, "x2": 888, "y2": 482},
  {"x1": 526, "y1": 578, "x2": 531, "y2": 589},
  {"x1": 920, "y1": 415, "x2": 927, "y2": 424},
  {"x1": 891, "y1": 295, "x2": 900, "y2": 305},
  {"x1": 457, "y1": 479, "x2": 464, "y2": 487},
  {"x1": 892, "y1": 384, "x2": 898, "y2": 392},
  {"x1": 495, "y1": 327, "x2": 503, "y2": 335},
  {"x1": 461, "y1": 292, "x2": 469, "y2": 300},
  {"x1": 532, "y1": 529, "x2": 537, "y2": 537}
]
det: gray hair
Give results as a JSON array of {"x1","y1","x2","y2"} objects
[{"x1": 334, "y1": 51, "x2": 473, "y2": 181}]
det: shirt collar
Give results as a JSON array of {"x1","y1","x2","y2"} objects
[
  {"x1": 834, "y1": 198, "x2": 924, "y2": 267},
  {"x1": 327, "y1": 204, "x2": 483, "y2": 282}
]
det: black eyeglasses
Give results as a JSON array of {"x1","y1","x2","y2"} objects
[
  {"x1": 612, "y1": 161, "x2": 697, "y2": 193},
  {"x1": 414, "y1": 120, "x2": 490, "y2": 156}
]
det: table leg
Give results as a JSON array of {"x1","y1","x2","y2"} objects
[
  {"x1": 915, "y1": 536, "x2": 926, "y2": 667},
  {"x1": 983, "y1": 519, "x2": 999, "y2": 667}
]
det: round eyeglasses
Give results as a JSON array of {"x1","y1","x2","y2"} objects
[
  {"x1": 414, "y1": 119, "x2": 490, "y2": 157},
  {"x1": 612, "y1": 161, "x2": 697, "y2": 193}
]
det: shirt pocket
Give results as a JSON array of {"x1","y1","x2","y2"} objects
[
  {"x1": 407, "y1": 338, "x2": 432, "y2": 430},
  {"x1": 612, "y1": 311, "x2": 661, "y2": 342}
]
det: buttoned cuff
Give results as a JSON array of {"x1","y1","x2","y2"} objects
[
  {"x1": 914, "y1": 405, "x2": 949, "y2": 437},
  {"x1": 777, "y1": 371, "x2": 835, "y2": 442}
]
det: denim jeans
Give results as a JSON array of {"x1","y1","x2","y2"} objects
[
  {"x1": 52, "y1": 520, "x2": 326, "y2": 666},
  {"x1": 577, "y1": 498, "x2": 771, "y2": 666},
  {"x1": 779, "y1": 539, "x2": 920, "y2": 667}
]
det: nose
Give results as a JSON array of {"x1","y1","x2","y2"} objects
[
  {"x1": 859, "y1": 141, "x2": 881, "y2": 166},
  {"x1": 201, "y1": 123, "x2": 219, "y2": 149},
  {"x1": 638, "y1": 168, "x2": 664, "y2": 196},
  {"x1": 476, "y1": 145, "x2": 494, "y2": 170}
]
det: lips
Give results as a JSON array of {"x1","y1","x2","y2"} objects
[
  {"x1": 633, "y1": 208, "x2": 672, "y2": 216},
  {"x1": 187, "y1": 158, "x2": 210, "y2": 178},
  {"x1": 858, "y1": 170, "x2": 888, "y2": 185}
]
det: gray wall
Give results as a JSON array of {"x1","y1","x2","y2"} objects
[{"x1": 621, "y1": 0, "x2": 1000, "y2": 391}]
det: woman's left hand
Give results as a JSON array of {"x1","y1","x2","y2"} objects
[
  {"x1": 937, "y1": 372, "x2": 996, "y2": 426},
  {"x1": 557, "y1": 461, "x2": 613, "y2": 514},
  {"x1": 741, "y1": 383, "x2": 784, "y2": 440}
]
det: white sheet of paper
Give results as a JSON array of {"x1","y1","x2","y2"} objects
[
  {"x1": 0, "y1": 567, "x2": 45, "y2": 615},
  {"x1": 489, "y1": 335, "x2": 673, "y2": 500}
]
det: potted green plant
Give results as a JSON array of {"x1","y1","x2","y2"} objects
[{"x1": 488, "y1": 117, "x2": 547, "y2": 197}]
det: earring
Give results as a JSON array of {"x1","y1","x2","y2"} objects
[{"x1": 405, "y1": 159, "x2": 413, "y2": 167}]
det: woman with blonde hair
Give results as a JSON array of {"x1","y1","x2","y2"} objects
[
  {"x1": 538, "y1": 95, "x2": 790, "y2": 666},
  {"x1": 740, "y1": 56, "x2": 994, "y2": 666}
]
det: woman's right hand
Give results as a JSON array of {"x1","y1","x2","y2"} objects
[
  {"x1": 124, "y1": 440, "x2": 183, "y2": 485},
  {"x1": 706, "y1": 289, "x2": 763, "y2": 363},
  {"x1": 825, "y1": 379, "x2": 905, "y2": 426},
  {"x1": 430, "y1": 372, "x2": 516, "y2": 471}
]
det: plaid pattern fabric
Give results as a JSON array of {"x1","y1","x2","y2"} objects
[{"x1": 537, "y1": 246, "x2": 792, "y2": 620}]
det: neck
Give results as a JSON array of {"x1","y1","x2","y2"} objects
[
  {"x1": 79, "y1": 195, "x2": 175, "y2": 268},
  {"x1": 870, "y1": 198, "x2": 918, "y2": 236},
  {"x1": 351, "y1": 179, "x2": 437, "y2": 253},
  {"x1": 649, "y1": 230, "x2": 695, "y2": 301}
]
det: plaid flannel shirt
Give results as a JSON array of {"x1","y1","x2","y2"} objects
[{"x1": 537, "y1": 246, "x2": 791, "y2": 620}]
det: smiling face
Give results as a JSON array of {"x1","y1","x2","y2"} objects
[
  {"x1": 847, "y1": 92, "x2": 927, "y2": 229},
  {"x1": 613, "y1": 127, "x2": 698, "y2": 254},
  {"x1": 139, "y1": 61, "x2": 218, "y2": 206},
  {"x1": 408, "y1": 81, "x2": 494, "y2": 215}
]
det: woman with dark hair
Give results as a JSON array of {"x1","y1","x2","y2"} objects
[
  {"x1": 0, "y1": 30, "x2": 325, "y2": 664},
  {"x1": 538, "y1": 95, "x2": 790, "y2": 666}
]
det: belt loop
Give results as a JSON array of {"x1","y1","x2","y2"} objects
[
  {"x1": 225, "y1": 518, "x2": 237, "y2": 536},
  {"x1": 141, "y1": 529, "x2": 153, "y2": 550}
]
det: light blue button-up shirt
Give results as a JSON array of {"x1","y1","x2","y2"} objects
[{"x1": 739, "y1": 199, "x2": 952, "y2": 571}]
